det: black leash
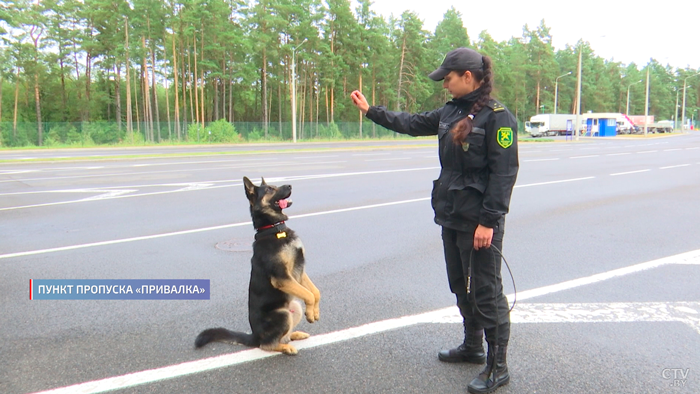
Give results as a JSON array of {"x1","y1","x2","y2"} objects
[{"x1": 466, "y1": 244, "x2": 516, "y2": 384}]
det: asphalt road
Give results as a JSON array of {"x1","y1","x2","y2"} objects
[{"x1": 1, "y1": 134, "x2": 699, "y2": 394}]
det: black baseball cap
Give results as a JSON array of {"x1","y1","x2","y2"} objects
[{"x1": 428, "y1": 47, "x2": 484, "y2": 81}]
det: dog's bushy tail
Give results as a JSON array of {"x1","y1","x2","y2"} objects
[{"x1": 195, "y1": 328, "x2": 258, "y2": 348}]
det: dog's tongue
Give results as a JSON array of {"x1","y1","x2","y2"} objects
[{"x1": 278, "y1": 199, "x2": 288, "y2": 209}]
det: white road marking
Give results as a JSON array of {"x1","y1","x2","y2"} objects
[
  {"x1": 0, "y1": 160, "x2": 340, "y2": 184},
  {"x1": 292, "y1": 155, "x2": 339, "y2": 159},
  {"x1": 172, "y1": 183, "x2": 215, "y2": 192},
  {"x1": 80, "y1": 190, "x2": 137, "y2": 201},
  {"x1": 0, "y1": 167, "x2": 440, "y2": 211},
  {"x1": 687, "y1": 147, "x2": 700, "y2": 150},
  {"x1": 636, "y1": 150, "x2": 658, "y2": 154},
  {"x1": 364, "y1": 157, "x2": 411, "y2": 162},
  {"x1": 514, "y1": 177, "x2": 595, "y2": 188},
  {"x1": 0, "y1": 198, "x2": 428, "y2": 260},
  {"x1": 29, "y1": 249, "x2": 700, "y2": 394},
  {"x1": 664, "y1": 148, "x2": 682, "y2": 152},
  {"x1": 0, "y1": 170, "x2": 39, "y2": 175},
  {"x1": 0, "y1": 174, "x2": 600, "y2": 257},
  {"x1": 610, "y1": 169, "x2": 651, "y2": 176},
  {"x1": 429, "y1": 302, "x2": 700, "y2": 336},
  {"x1": 570, "y1": 155, "x2": 599, "y2": 159},
  {"x1": 351, "y1": 152, "x2": 391, "y2": 156},
  {"x1": 523, "y1": 158, "x2": 560, "y2": 162},
  {"x1": 606, "y1": 152, "x2": 631, "y2": 156},
  {"x1": 660, "y1": 164, "x2": 691, "y2": 170}
]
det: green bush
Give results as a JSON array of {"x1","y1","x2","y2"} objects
[
  {"x1": 206, "y1": 119, "x2": 241, "y2": 143},
  {"x1": 246, "y1": 128, "x2": 263, "y2": 141},
  {"x1": 187, "y1": 123, "x2": 204, "y2": 142},
  {"x1": 317, "y1": 122, "x2": 343, "y2": 139}
]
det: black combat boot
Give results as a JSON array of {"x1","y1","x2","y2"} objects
[
  {"x1": 467, "y1": 343, "x2": 509, "y2": 394},
  {"x1": 438, "y1": 322, "x2": 486, "y2": 364}
]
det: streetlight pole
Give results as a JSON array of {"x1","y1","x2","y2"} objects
[
  {"x1": 674, "y1": 89, "x2": 679, "y2": 131},
  {"x1": 574, "y1": 44, "x2": 582, "y2": 141},
  {"x1": 626, "y1": 80, "x2": 643, "y2": 116},
  {"x1": 681, "y1": 72, "x2": 700, "y2": 131},
  {"x1": 291, "y1": 38, "x2": 308, "y2": 143},
  {"x1": 554, "y1": 71, "x2": 572, "y2": 115},
  {"x1": 644, "y1": 67, "x2": 650, "y2": 136}
]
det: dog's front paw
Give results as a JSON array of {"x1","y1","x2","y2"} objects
[
  {"x1": 305, "y1": 310, "x2": 316, "y2": 323},
  {"x1": 313, "y1": 306, "x2": 320, "y2": 321}
]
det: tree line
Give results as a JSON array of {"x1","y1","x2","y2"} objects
[{"x1": 1, "y1": 0, "x2": 699, "y2": 147}]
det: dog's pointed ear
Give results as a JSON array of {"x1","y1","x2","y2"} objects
[
  {"x1": 260, "y1": 177, "x2": 267, "y2": 186},
  {"x1": 243, "y1": 176, "x2": 256, "y2": 199}
]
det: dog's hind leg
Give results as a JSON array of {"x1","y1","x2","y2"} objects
[{"x1": 288, "y1": 300, "x2": 310, "y2": 341}]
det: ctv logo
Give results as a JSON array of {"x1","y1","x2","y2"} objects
[{"x1": 662, "y1": 368, "x2": 690, "y2": 388}]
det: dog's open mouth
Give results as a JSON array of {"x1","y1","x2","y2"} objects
[{"x1": 275, "y1": 198, "x2": 292, "y2": 209}]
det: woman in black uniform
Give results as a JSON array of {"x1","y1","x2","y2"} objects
[{"x1": 350, "y1": 47, "x2": 519, "y2": 394}]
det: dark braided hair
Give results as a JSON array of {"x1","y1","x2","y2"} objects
[{"x1": 450, "y1": 55, "x2": 493, "y2": 144}]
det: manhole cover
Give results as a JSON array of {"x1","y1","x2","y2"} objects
[{"x1": 216, "y1": 237, "x2": 253, "y2": 252}]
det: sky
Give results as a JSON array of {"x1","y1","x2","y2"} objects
[{"x1": 360, "y1": 0, "x2": 700, "y2": 71}]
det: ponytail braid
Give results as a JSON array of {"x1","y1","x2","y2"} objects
[{"x1": 450, "y1": 55, "x2": 494, "y2": 144}]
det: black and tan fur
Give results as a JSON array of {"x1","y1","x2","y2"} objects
[{"x1": 195, "y1": 177, "x2": 320, "y2": 355}]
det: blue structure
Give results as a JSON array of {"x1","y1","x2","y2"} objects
[
  {"x1": 585, "y1": 117, "x2": 617, "y2": 137},
  {"x1": 599, "y1": 118, "x2": 617, "y2": 136}
]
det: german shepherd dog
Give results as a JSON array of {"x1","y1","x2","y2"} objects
[{"x1": 195, "y1": 177, "x2": 320, "y2": 355}]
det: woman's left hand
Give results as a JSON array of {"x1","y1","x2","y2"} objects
[{"x1": 473, "y1": 224, "x2": 493, "y2": 250}]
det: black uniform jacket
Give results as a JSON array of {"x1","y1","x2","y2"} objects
[{"x1": 365, "y1": 90, "x2": 519, "y2": 232}]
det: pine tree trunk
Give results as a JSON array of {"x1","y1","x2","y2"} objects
[
  {"x1": 85, "y1": 51, "x2": 92, "y2": 121},
  {"x1": 125, "y1": 18, "x2": 132, "y2": 138},
  {"x1": 372, "y1": 67, "x2": 376, "y2": 138},
  {"x1": 59, "y1": 57, "x2": 67, "y2": 121},
  {"x1": 150, "y1": 45, "x2": 160, "y2": 142},
  {"x1": 34, "y1": 73, "x2": 43, "y2": 146},
  {"x1": 262, "y1": 47, "x2": 268, "y2": 137},
  {"x1": 228, "y1": 63, "x2": 234, "y2": 122},
  {"x1": 134, "y1": 71, "x2": 140, "y2": 135},
  {"x1": 325, "y1": 88, "x2": 329, "y2": 126},
  {"x1": 193, "y1": 35, "x2": 200, "y2": 136},
  {"x1": 172, "y1": 32, "x2": 180, "y2": 140},
  {"x1": 358, "y1": 67, "x2": 363, "y2": 138},
  {"x1": 13, "y1": 68, "x2": 20, "y2": 141},
  {"x1": 396, "y1": 35, "x2": 406, "y2": 111},
  {"x1": 0, "y1": 74, "x2": 2, "y2": 145},
  {"x1": 165, "y1": 77, "x2": 171, "y2": 140},
  {"x1": 115, "y1": 64, "x2": 122, "y2": 133}
]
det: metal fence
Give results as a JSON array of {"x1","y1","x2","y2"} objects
[{"x1": 0, "y1": 121, "x2": 408, "y2": 147}]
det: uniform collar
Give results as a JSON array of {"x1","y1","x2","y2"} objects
[{"x1": 450, "y1": 87, "x2": 483, "y2": 108}]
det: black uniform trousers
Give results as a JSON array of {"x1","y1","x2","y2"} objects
[{"x1": 441, "y1": 219, "x2": 510, "y2": 345}]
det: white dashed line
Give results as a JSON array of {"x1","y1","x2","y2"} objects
[
  {"x1": 364, "y1": 157, "x2": 411, "y2": 162},
  {"x1": 606, "y1": 152, "x2": 631, "y2": 156},
  {"x1": 660, "y1": 164, "x2": 691, "y2": 170},
  {"x1": 610, "y1": 169, "x2": 651, "y2": 176},
  {"x1": 664, "y1": 149, "x2": 682, "y2": 152},
  {"x1": 636, "y1": 150, "x2": 658, "y2": 154},
  {"x1": 570, "y1": 155, "x2": 599, "y2": 159},
  {"x1": 523, "y1": 158, "x2": 560, "y2": 162},
  {"x1": 515, "y1": 177, "x2": 595, "y2": 188},
  {"x1": 351, "y1": 153, "x2": 391, "y2": 156}
]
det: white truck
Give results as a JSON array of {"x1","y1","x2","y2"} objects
[{"x1": 525, "y1": 114, "x2": 577, "y2": 137}]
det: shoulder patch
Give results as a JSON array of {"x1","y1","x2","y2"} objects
[
  {"x1": 496, "y1": 127, "x2": 513, "y2": 149},
  {"x1": 487, "y1": 99, "x2": 505, "y2": 112}
]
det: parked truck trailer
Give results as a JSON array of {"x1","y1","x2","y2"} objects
[{"x1": 525, "y1": 114, "x2": 577, "y2": 137}]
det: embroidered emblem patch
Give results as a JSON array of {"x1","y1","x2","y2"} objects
[{"x1": 497, "y1": 127, "x2": 513, "y2": 149}]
